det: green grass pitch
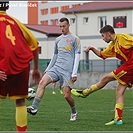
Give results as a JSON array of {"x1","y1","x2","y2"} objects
[{"x1": 0, "y1": 88, "x2": 132, "y2": 132}]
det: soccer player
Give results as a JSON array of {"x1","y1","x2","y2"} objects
[
  {"x1": 27, "y1": 17, "x2": 81, "y2": 121},
  {"x1": 0, "y1": 1, "x2": 40, "y2": 132},
  {"x1": 71, "y1": 25, "x2": 133, "y2": 125}
]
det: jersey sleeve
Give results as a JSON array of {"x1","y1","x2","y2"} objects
[
  {"x1": 13, "y1": 18, "x2": 38, "y2": 52},
  {"x1": 71, "y1": 36, "x2": 81, "y2": 77},
  {"x1": 74, "y1": 36, "x2": 81, "y2": 54},
  {"x1": 72, "y1": 53, "x2": 80, "y2": 77},
  {"x1": 100, "y1": 43, "x2": 116, "y2": 59},
  {"x1": 54, "y1": 39, "x2": 58, "y2": 54}
]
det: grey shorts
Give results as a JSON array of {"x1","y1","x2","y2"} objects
[{"x1": 46, "y1": 67, "x2": 74, "y2": 89}]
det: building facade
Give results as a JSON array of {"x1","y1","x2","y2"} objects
[{"x1": 28, "y1": 1, "x2": 86, "y2": 25}]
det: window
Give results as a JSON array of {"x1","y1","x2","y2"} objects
[
  {"x1": 50, "y1": 7, "x2": 58, "y2": 14},
  {"x1": 98, "y1": 16, "x2": 107, "y2": 29},
  {"x1": 41, "y1": 20, "x2": 48, "y2": 25},
  {"x1": 83, "y1": 17, "x2": 89, "y2": 24},
  {"x1": 50, "y1": 19, "x2": 58, "y2": 25},
  {"x1": 113, "y1": 16, "x2": 127, "y2": 28},
  {"x1": 41, "y1": 9, "x2": 48, "y2": 15},
  {"x1": 70, "y1": 18, "x2": 76, "y2": 25},
  {"x1": 61, "y1": 5, "x2": 69, "y2": 11},
  {"x1": 72, "y1": 4, "x2": 80, "y2": 7}
]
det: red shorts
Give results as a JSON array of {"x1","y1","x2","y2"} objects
[
  {"x1": 0, "y1": 67, "x2": 30, "y2": 100},
  {"x1": 112, "y1": 63, "x2": 133, "y2": 87}
]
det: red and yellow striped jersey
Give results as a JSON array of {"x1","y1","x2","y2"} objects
[{"x1": 0, "y1": 11, "x2": 38, "y2": 75}]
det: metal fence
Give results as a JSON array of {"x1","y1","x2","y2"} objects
[
  {"x1": 30, "y1": 59, "x2": 120, "y2": 73},
  {"x1": 79, "y1": 59, "x2": 120, "y2": 72}
]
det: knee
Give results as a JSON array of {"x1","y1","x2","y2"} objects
[
  {"x1": 38, "y1": 79, "x2": 46, "y2": 88},
  {"x1": 64, "y1": 93, "x2": 70, "y2": 99},
  {"x1": 64, "y1": 94, "x2": 68, "y2": 99}
]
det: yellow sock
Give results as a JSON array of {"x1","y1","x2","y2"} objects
[
  {"x1": 83, "y1": 84, "x2": 99, "y2": 96},
  {"x1": 16, "y1": 106, "x2": 27, "y2": 132},
  {"x1": 114, "y1": 103, "x2": 123, "y2": 121}
]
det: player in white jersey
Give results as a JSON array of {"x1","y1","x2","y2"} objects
[{"x1": 27, "y1": 17, "x2": 81, "y2": 121}]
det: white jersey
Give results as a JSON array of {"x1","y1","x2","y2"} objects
[{"x1": 54, "y1": 33, "x2": 81, "y2": 73}]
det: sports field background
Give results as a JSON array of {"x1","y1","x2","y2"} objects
[{"x1": 0, "y1": 88, "x2": 132, "y2": 132}]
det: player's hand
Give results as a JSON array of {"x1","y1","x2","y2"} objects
[
  {"x1": 0, "y1": 71, "x2": 7, "y2": 81},
  {"x1": 86, "y1": 46, "x2": 93, "y2": 52},
  {"x1": 72, "y1": 76, "x2": 77, "y2": 82},
  {"x1": 32, "y1": 69, "x2": 41, "y2": 83}
]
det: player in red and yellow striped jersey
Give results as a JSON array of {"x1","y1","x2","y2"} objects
[
  {"x1": 71, "y1": 25, "x2": 133, "y2": 125},
  {"x1": 0, "y1": 1, "x2": 40, "y2": 132}
]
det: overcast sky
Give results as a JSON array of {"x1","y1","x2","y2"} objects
[{"x1": 7, "y1": 1, "x2": 28, "y2": 23}]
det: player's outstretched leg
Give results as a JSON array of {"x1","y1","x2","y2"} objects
[
  {"x1": 71, "y1": 89, "x2": 87, "y2": 98},
  {"x1": 71, "y1": 84, "x2": 100, "y2": 98}
]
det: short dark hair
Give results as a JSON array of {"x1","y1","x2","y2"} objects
[
  {"x1": 59, "y1": 17, "x2": 69, "y2": 24},
  {"x1": 100, "y1": 25, "x2": 115, "y2": 34},
  {"x1": 0, "y1": 2, "x2": 9, "y2": 11}
]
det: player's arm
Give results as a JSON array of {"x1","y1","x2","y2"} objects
[
  {"x1": 72, "y1": 53, "x2": 80, "y2": 77},
  {"x1": 45, "y1": 42, "x2": 58, "y2": 72},
  {"x1": 86, "y1": 46, "x2": 101, "y2": 57},
  {"x1": 72, "y1": 37, "x2": 81, "y2": 81},
  {"x1": 32, "y1": 50, "x2": 41, "y2": 83}
]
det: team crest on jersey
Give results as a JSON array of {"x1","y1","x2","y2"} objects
[{"x1": 65, "y1": 44, "x2": 72, "y2": 51}]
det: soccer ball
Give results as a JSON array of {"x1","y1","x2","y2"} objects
[{"x1": 27, "y1": 88, "x2": 36, "y2": 100}]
